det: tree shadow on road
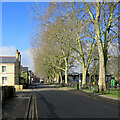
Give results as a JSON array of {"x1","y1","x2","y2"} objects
[{"x1": 36, "y1": 92, "x2": 59, "y2": 118}]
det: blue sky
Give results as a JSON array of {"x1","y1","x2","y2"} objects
[
  {"x1": 1, "y1": 2, "x2": 48, "y2": 71},
  {"x1": 1, "y1": 2, "x2": 82, "y2": 72},
  {"x1": 2, "y1": 2, "x2": 49, "y2": 51},
  {"x1": 2, "y1": 2, "x2": 36, "y2": 51}
]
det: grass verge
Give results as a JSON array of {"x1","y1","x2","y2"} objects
[{"x1": 65, "y1": 85, "x2": 120, "y2": 98}]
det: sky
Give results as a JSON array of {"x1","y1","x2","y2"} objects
[
  {"x1": 2, "y1": 2, "x2": 33, "y2": 51},
  {"x1": 1, "y1": 1, "x2": 82, "y2": 73},
  {"x1": 1, "y1": 1, "x2": 118, "y2": 73},
  {"x1": 1, "y1": 2, "x2": 48, "y2": 71}
]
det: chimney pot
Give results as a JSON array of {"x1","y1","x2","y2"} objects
[
  {"x1": 18, "y1": 52, "x2": 21, "y2": 62},
  {"x1": 16, "y1": 49, "x2": 18, "y2": 59}
]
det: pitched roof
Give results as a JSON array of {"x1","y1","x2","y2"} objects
[{"x1": 0, "y1": 56, "x2": 16, "y2": 63}]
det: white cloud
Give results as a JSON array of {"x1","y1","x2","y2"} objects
[
  {"x1": 21, "y1": 49, "x2": 34, "y2": 71},
  {"x1": 0, "y1": 46, "x2": 34, "y2": 71}
]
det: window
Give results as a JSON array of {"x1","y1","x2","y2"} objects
[
  {"x1": 2, "y1": 77, "x2": 7, "y2": 85},
  {"x1": 2, "y1": 66, "x2": 6, "y2": 73}
]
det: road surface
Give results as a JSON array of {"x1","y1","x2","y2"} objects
[{"x1": 18, "y1": 84, "x2": 119, "y2": 119}]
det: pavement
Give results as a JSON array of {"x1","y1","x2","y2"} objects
[{"x1": 2, "y1": 92, "x2": 31, "y2": 119}]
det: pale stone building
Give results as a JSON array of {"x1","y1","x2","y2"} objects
[{"x1": 0, "y1": 50, "x2": 22, "y2": 90}]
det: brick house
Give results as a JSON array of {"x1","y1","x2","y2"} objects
[{"x1": 0, "y1": 50, "x2": 23, "y2": 90}]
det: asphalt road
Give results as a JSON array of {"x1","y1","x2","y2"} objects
[
  {"x1": 31, "y1": 84, "x2": 119, "y2": 119},
  {"x1": 18, "y1": 84, "x2": 119, "y2": 119}
]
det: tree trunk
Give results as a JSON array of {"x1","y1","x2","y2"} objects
[
  {"x1": 65, "y1": 69, "x2": 68, "y2": 84},
  {"x1": 104, "y1": 31, "x2": 109, "y2": 89},
  {"x1": 65, "y1": 57, "x2": 68, "y2": 84},
  {"x1": 56, "y1": 73, "x2": 59, "y2": 83},
  {"x1": 89, "y1": 74, "x2": 92, "y2": 85},
  {"x1": 94, "y1": 74, "x2": 96, "y2": 84},
  {"x1": 95, "y1": 17, "x2": 107, "y2": 91},
  {"x1": 59, "y1": 71, "x2": 62, "y2": 83},
  {"x1": 97, "y1": 37, "x2": 107, "y2": 91},
  {"x1": 82, "y1": 67, "x2": 87, "y2": 87}
]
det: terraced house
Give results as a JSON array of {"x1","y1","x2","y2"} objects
[{"x1": 0, "y1": 50, "x2": 23, "y2": 90}]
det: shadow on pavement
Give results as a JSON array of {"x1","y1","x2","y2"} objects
[{"x1": 2, "y1": 93, "x2": 30, "y2": 119}]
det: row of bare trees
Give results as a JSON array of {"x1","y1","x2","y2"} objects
[{"x1": 31, "y1": 1, "x2": 119, "y2": 91}]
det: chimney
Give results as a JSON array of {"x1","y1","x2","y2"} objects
[
  {"x1": 18, "y1": 52, "x2": 21, "y2": 62},
  {"x1": 16, "y1": 50, "x2": 18, "y2": 59}
]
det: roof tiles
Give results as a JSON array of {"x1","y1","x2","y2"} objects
[{"x1": 0, "y1": 56, "x2": 16, "y2": 63}]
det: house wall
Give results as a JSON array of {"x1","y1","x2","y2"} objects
[
  {"x1": 14, "y1": 60, "x2": 20, "y2": 85},
  {"x1": 0, "y1": 63, "x2": 15, "y2": 85}
]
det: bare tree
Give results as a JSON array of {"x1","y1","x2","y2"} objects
[
  {"x1": 82, "y1": 1, "x2": 119, "y2": 91},
  {"x1": 31, "y1": 2, "x2": 98, "y2": 86},
  {"x1": 31, "y1": 2, "x2": 119, "y2": 90},
  {"x1": 31, "y1": 10, "x2": 75, "y2": 84}
]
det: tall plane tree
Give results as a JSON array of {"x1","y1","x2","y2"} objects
[{"x1": 82, "y1": 1, "x2": 119, "y2": 91}]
